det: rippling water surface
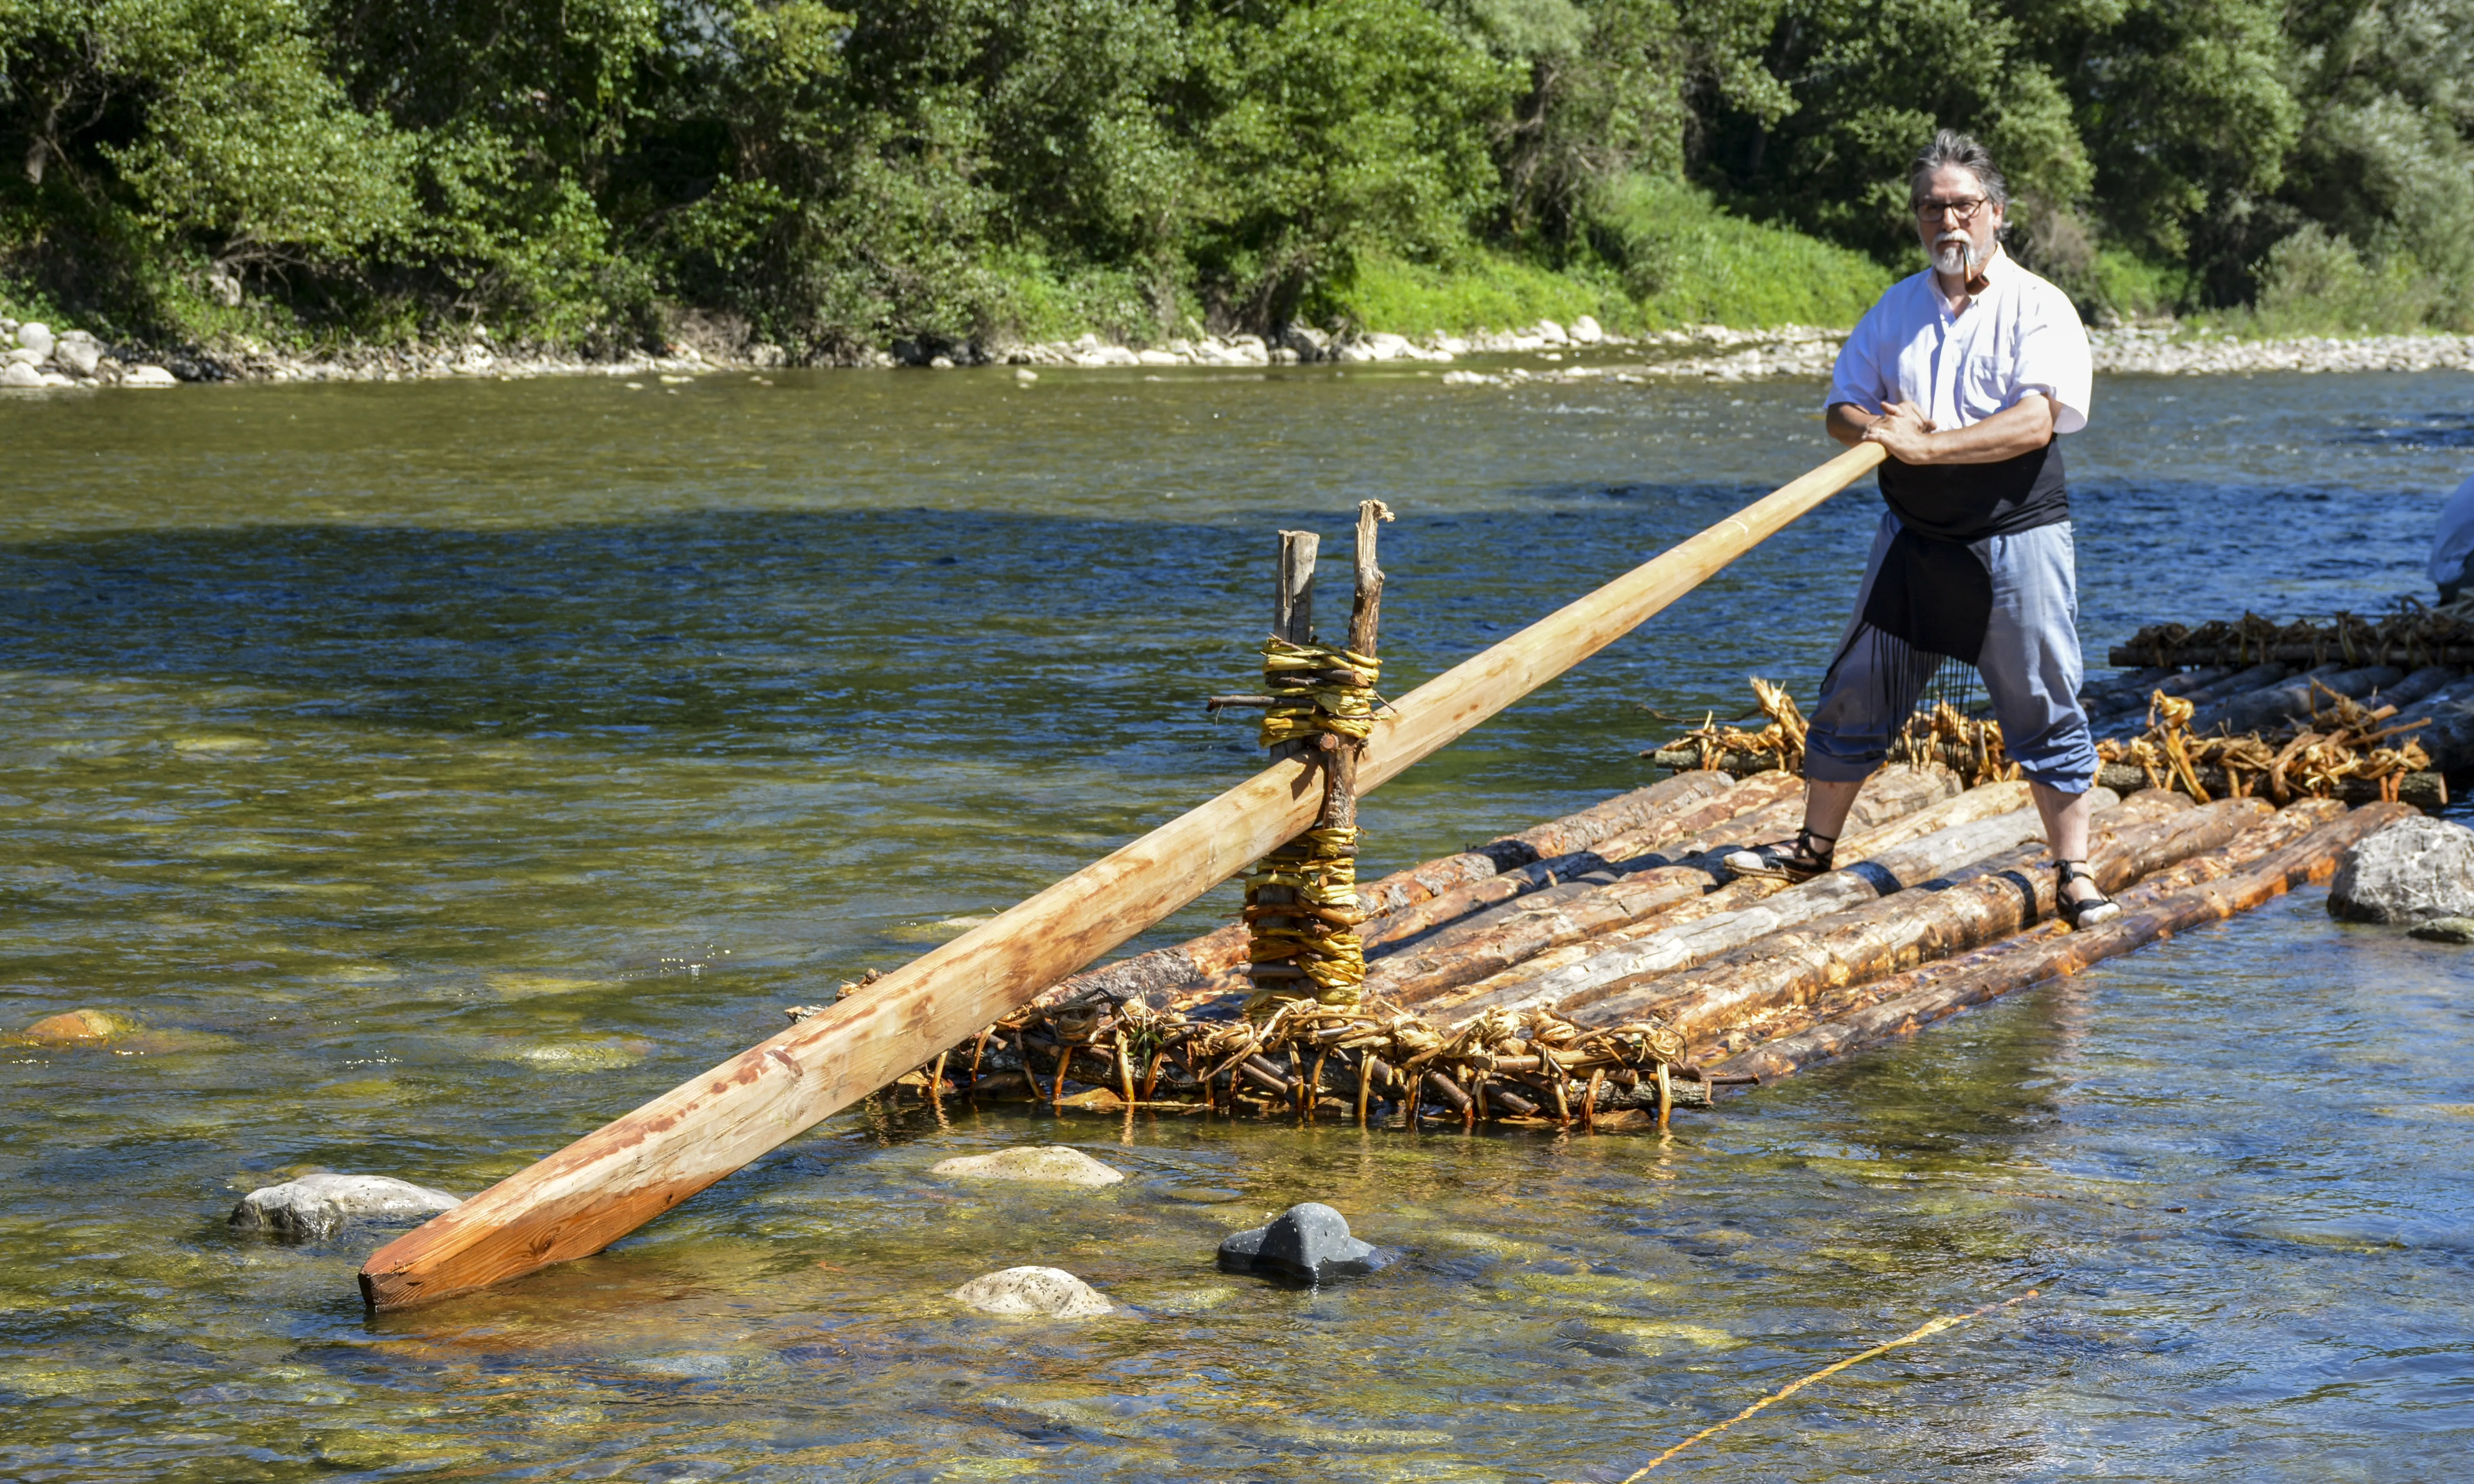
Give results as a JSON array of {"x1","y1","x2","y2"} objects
[{"x1": 5, "y1": 362, "x2": 2472, "y2": 1481}]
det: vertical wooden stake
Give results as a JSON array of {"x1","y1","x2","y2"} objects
[
  {"x1": 1247, "y1": 530, "x2": 1320, "y2": 1002},
  {"x1": 1355, "y1": 1053, "x2": 1373, "y2": 1126},
  {"x1": 1317, "y1": 500, "x2": 1391, "y2": 837},
  {"x1": 1656, "y1": 1061, "x2": 1673, "y2": 1133}
]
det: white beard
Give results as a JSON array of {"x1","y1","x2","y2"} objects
[{"x1": 1933, "y1": 234, "x2": 1983, "y2": 276}]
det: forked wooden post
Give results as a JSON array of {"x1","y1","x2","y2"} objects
[
  {"x1": 358, "y1": 442, "x2": 1888, "y2": 1311},
  {"x1": 1319, "y1": 499, "x2": 1391, "y2": 834}
]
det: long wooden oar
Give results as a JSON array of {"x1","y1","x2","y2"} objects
[{"x1": 358, "y1": 442, "x2": 1886, "y2": 1310}]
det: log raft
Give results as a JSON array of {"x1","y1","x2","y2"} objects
[{"x1": 357, "y1": 492, "x2": 2442, "y2": 1314}]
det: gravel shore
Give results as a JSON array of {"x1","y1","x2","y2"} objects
[{"x1": 8, "y1": 312, "x2": 2470, "y2": 392}]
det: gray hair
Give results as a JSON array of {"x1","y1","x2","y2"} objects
[{"x1": 1908, "y1": 129, "x2": 2010, "y2": 213}]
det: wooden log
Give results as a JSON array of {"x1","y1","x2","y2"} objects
[
  {"x1": 2085, "y1": 662, "x2": 2283, "y2": 736},
  {"x1": 1504, "y1": 768, "x2": 1776, "y2": 863},
  {"x1": 1362, "y1": 773, "x2": 1791, "y2": 953},
  {"x1": 1047, "y1": 771, "x2": 1748, "y2": 1011},
  {"x1": 2077, "y1": 665, "x2": 2183, "y2": 711},
  {"x1": 1628, "y1": 793, "x2": 2255, "y2": 1046},
  {"x1": 1710, "y1": 801, "x2": 2414, "y2": 1083},
  {"x1": 1428, "y1": 776, "x2": 2044, "y2": 1017},
  {"x1": 1369, "y1": 767, "x2": 1963, "y2": 1008},
  {"x1": 2168, "y1": 662, "x2": 2342, "y2": 735},
  {"x1": 2112, "y1": 641, "x2": 2474, "y2": 668},
  {"x1": 2095, "y1": 762, "x2": 2446, "y2": 811},
  {"x1": 2374, "y1": 665, "x2": 2459, "y2": 711},
  {"x1": 1407, "y1": 776, "x2": 1966, "y2": 1016},
  {"x1": 1694, "y1": 797, "x2": 2348, "y2": 1064},
  {"x1": 2192, "y1": 664, "x2": 2401, "y2": 737},
  {"x1": 355, "y1": 442, "x2": 1891, "y2": 1310},
  {"x1": 1529, "y1": 795, "x2": 2117, "y2": 1023},
  {"x1": 1647, "y1": 747, "x2": 1785, "y2": 774}
]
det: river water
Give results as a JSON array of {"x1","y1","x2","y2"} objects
[{"x1": 4, "y1": 363, "x2": 2472, "y2": 1481}]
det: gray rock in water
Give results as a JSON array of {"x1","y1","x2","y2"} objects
[
  {"x1": 230, "y1": 1173, "x2": 463, "y2": 1240},
  {"x1": 1218, "y1": 1202, "x2": 1388, "y2": 1283},
  {"x1": 951, "y1": 1266, "x2": 1112, "y2": 1317},
  {"x1": 1, "y1": 361, "x2": 42, "y2": 388},
  {"x1": 2328, "y1": 817, "x2": 2474, "y2": 924},
  {"x1": 2409, "y1": 917, "x2": 2474, "y2": 944}
]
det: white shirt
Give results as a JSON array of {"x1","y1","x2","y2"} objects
[
  {"x1": 2430, "y1": 474, "x2": 2474, "y2": 584},
  {"x1": 1827, "y1": 249, "x2": 2094, "y2": 436}
]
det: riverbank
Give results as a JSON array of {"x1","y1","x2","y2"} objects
[{"x1": 10, "y1": 309, "x2": 2474, "y2": 392}]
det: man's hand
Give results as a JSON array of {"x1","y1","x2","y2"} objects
[
  {"x1": 1826, "y1": 400, "x2": 1935, "y2": 451},
  {"x1": 1827, "y1": 394, "x2": 2055, "y2": 465},
  {"x1": 1862, "y1": 401, "x2": 1937, "y2": 463}
]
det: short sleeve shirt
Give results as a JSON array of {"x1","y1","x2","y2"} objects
[{"x1": 1826, "y1": 251, "x2": 2094, "y2": 539}]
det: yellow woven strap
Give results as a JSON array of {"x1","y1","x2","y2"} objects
[
  {"x1": 1258, "y1": 637, "x2": 1381, "y2": 747},
  {"x1": 1243, "y1": 826, "x2": 1365, "y2": 1008}
]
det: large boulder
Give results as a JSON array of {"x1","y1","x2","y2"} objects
[
  {"x1": 230, "y1": 1173, "x2": 463, "y2": 1240},
  {"x1": 1, "y1": 361, "x2": 40, "y2": 387},
  {"x1": 16, "y1": 321, "x2": 52, "y2": 357},
  {"x1": 53, "y1": 331, "x2": 101, "y2": 376},
  {"x1": 122, "y1": 365, "x2": 179, "y2": 387},
  {"x1": 2328, "y1": 817, "x2": 2474, "y2": 924},
  {"x1": 951, "y1": 1266, "x2": 1112, "y2": 1317},
  {"x1": 1218, "y1": 1202, "x2": 1388, "y2": 1283},
  {"x1": 929, "y1": 1145, "x2": 1124, "y2": 1188}
]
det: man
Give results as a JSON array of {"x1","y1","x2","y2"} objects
[{"x1": 1724, "y1": 129, "x2": 2117, "y2": 928}]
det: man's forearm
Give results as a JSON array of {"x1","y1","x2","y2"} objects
[
  {"x1": 1826, "y1": 404, "x2": 1877, "y2": 447},
  {"x1": 1909, "y1": 397, "x2": 2053, "y2": 464}
]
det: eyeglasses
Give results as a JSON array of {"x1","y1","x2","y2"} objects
[{"x1": 1916, "y1": 196, "x2": 1991, "y2": 224}]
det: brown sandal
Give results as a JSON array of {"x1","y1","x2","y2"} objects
[{"x1": 1722, "y1": 827, "x2": 1837, "y2": 884}]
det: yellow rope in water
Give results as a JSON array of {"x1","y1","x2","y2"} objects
[{"x1": 1589, "y1": 1288, "x2": 2040, "y2": 1480}]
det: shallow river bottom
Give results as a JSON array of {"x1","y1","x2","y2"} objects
[
  {"x1": 11, "y1": 890, "x2": 2474, "y2": 1482},
  {"x1": 6, "y1": 367, "x2": 2474, "y2": 1480}
]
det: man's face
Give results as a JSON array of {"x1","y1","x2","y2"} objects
[{"x1": 1914, "y1": 164, "x2": 2003, "y2": 277}]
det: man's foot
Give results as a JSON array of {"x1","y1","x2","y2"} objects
[
  {"x1": 1721, "y1": 827, "x2": 1837, "y2": 884},
  {"x1": 2055, "y1": 859, "x2": 2121, "y2": 928}
]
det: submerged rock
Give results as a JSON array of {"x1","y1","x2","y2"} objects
[
  {"x1": 951, "y1": 1266, "x2": 1112, "y2": 1317},
  {"x1": 929, "y1": 1145, "x2": 1124, "y2": 1187},
  {"x1": 1218, "y1": 1202, "x2": 1388, "y2": 1283},
  {"x1": 2328, "y1": 817, "x2": 2474, "y2": 924},
  {"x1": 230, "y1": 1173, "x2": 463, "y2": 1240},
  {"x1": 2410, "y1": 917, "x2": 2474, "y2": 944},
  {"x1": 123, "y1": 365, "x2": 179, "y2": 387},
  {"x1": 20, "y1": 1008, "x2": 141, "y2": 1044}
]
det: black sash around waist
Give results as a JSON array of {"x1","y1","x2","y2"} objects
[{"x1": 1877, "y1": 439, "x2": 2070, "y2": 542}]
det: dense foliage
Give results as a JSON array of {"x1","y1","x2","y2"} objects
[{"x1": 0, "y1": 0, "x2": 2465, "y2": 352}]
